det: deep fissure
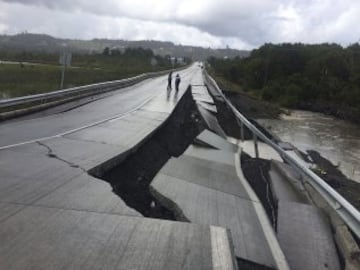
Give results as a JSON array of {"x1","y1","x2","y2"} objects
[
  {"x1": 241, "y1": 153, "x2": 278, "y2": 229},
  {"x1": 205, "y1": 83, "x2": 279, "y2": 228},
  {"x1": 90, "y1": 88, "x2": 205, "y2": 220}
]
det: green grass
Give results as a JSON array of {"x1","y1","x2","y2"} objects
[
  {"x1": 0, "y1": 62, "x2": 171, "y2": 98},
  {"x1": 211, "y1": 74, "x2": 243, "y2": 93},
  {"x1": 208, "y1": 69, "x2": 262, "y2": 99},
  {"x1": 0, "y1": 48, "x2": 187, "y2": 98}
]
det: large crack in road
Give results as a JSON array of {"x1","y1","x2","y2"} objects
[{"x1": 90, "y1": 87, "x2": 206, "y2": 220}]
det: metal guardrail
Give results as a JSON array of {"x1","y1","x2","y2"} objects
[
  {"x1": 0, "y1": 69, "x2": 173, "y2": 110},
  {"x1": 204, "y1": 71, "x2": 360, "y2": 239}
]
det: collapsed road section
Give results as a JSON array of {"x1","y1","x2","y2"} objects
[
  {"x1": 91, "y1": 81, "x2": 290, "y2": 269},
  {"x1": 1, "y1": 65, "x2": 355, "y2": 270},
  {"x1": 95, "y1": 77, "x2": 345, "y2": 269},
  {"x1": 0, "y1": 66, "x2": 240, "y2": 270},
  {"x1": 92, "y1": 87, "x2": 206, "y2": 220}
]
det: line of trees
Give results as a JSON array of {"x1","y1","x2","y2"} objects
[
  {"x1": 208, "y1": 43, "x2": 360, "y2": 117},
  {"x1": 98, "y1": 47, "x2": 181, "y2": 69},
  {"x1": 0, "y1": 47, "x2": 188, "y2": 70}
]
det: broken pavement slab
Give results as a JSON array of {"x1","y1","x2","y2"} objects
[
  {"x1": 36, "y1": 137, "x2": 128, "y2": 172},
  {"x1": 0, "y1": 65, "x2": 244, "y2": 269},
  {"x1": 151, "y1": 151, "x2": 280, "y2": 268},
  {"x1": 0, "y1": 143, "x2": 141, "y2": 217},
  {"x1": 196, "y1": 101, "x2": 218, "y2": 113},
  {"x1": 194, "y1": 129, "x2": 238, "y2": 153},
  {"x1": 64, "y1": 110, "x2": 168, "y2": 149},
  {"x1": 0, "y1": 87, "x2": 200, "y2": 215},
  {"x1": 196, "y1": 105, "x2": 227, "y2": 138},
  {"x1": 159, "y1": 155, "x2": 248, "y2": 199},
  {"x1": 269, "y1": 161, "x2": 310, "y2": 204},
  {"x1": 203, "y1": 81, "x2": 224, "y2": 102},
  {"x1": 191, "y1": 85, "x2": 215, "y2": 105},
  {"x1": 191, "y1": 85, "x2": 225, "y2": 137},
  {"x1": 34, "y1": 173, "x2": 141, "y2": 217},
  {"x1": 0, "y1": 146, "x2": 84, "y2": 205},
  {"x1": 271, "y1": 160, "x2": 309, "y2": 197},
  {"x1": 185, "y1": 145, "x2": 235, "y2": 166},
  {"x1": 269, "y1": 161, "x2": 340, "y2": 269},
  {"x1": 0, "y1": 206, "x2": 238, "y2": 270},
  {"x1": 277, "y1": 201, "x2": 341, "y2": 270},
  {"x1": 264, "y1": 147, "x2": 342, "y2": 269}
]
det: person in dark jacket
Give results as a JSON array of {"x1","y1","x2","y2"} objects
[
  {"x1": 167, "y1": 71, "x2": 173, "y2": 89},
  {"x1": 175, "y1": 73, "x2": 181, "y2": 92}
]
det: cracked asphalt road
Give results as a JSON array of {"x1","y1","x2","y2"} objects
[{"x1": 0, "y1": 66, "x2": 196, "y2": 149}]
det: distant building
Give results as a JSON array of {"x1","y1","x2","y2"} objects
[
  {"x1": 176, "y1": 57, "x2": 185, "y2": 65},
  {"x1": 168, "y1": 57, "x2": 186, "y2": 66}
]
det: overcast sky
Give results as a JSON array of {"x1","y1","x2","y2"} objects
[{"x1": 0, "y1": 0, "x2": 359, "y2": 49}]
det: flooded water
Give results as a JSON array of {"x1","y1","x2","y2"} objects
[{"x1": 258, "y1": 110, "x2": 360, "y2": 183}]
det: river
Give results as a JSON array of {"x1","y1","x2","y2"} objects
[{"x1": 258, "y1": 110, "x2": 360, "y2": 183}]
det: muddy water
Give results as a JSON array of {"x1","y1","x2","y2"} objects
[{"x1": 258, "y1": 110, "x2": 360, "y2": 183}]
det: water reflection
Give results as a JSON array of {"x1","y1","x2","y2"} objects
[
  {"x1": 258, "y1": 110, "x2": 360, "y2": 183},
  {"x1": 166, "y1": 87, "x2": 171, "y2": 101},
  {"x1": 166, "y1": 87, "x2": 179, "y2": 103},
  {"x1": 173, "y1": 90, "x2": 179, "y2": 101}
]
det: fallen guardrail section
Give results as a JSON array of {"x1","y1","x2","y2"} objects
[
  {"x1": 203, "y1": 70, "x2": 360, "y2": 240},
  {"x1": 0, "y1": 68, "x2": 181, "y2": 120}
]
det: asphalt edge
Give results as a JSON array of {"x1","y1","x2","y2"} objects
[{"x1": 272, "y1": 160, "x2": 360, "y2": 270}]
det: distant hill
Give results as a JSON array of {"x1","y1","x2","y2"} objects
[{"x1": 0, "y1": 33, "x2": 249, "y2": 60}]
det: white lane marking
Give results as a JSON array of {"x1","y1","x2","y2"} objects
[
  {"x1": 234, "y1": 143, "x2": 290, "y2": 270},
  {"x1": 0, "y1": 95, "x2": 156, "y2": 151}
]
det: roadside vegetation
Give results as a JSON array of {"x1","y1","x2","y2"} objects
[
  {"x1": 0, "y1": 47, "x2": 185, "y2": 98},
  {"x1": 208, "y1": 43, "x2": 360, "y2": 123}
]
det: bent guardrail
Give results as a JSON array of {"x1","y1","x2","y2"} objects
[{"x1": 204, "y1": 71, "x2": 360, "y2": 239}]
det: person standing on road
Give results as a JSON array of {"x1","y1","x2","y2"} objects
[
  {"x1": 167, "y1": 71, "x2": 173, "y2": 90},
  {"x1": 175, "y1": 73, "x2": 181, "y2": 92}
]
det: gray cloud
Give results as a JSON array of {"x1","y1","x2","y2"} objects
[{"x1": 0, "y1": 0, "x2": 359, "y2": 49}]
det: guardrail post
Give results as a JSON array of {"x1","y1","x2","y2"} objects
[
  {"x1": 253, "y1": 133, "x2": 259, "y2": 158},
  {"x1": 235, "y1": 118, "x2": 245, "y2": 141},
  {"x1": 240, "y1": 121, "x2": 245, "y2": 142}
]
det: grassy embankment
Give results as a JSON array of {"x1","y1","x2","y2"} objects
[
  {"x1": 207, "y1": 67, "x2": 283, "y2": 119},
  {"x1": 0, "y1": 48, "x2": 179, "y2": 98}
]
